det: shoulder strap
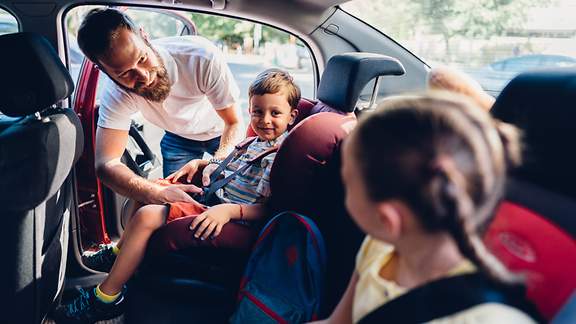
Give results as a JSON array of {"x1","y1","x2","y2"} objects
[
  {"x1": 236, "y1": 136, "x2": 259, "y2": 150},
  {"x1": 358, "y1": 273, "x2": 540, "y2": 324},
  {"x1": 207, "y1": 137, "x2": 258, "y2": 186},
  {"x1": 203, "y1": 138, "x2": 278, "y2": 203}
]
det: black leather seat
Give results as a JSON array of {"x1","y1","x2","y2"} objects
[{"x1": 0, "y1": 32, "x2": 83, "y2": 323}]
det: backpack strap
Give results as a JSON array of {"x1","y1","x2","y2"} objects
[
  {"x1": 202, "y1": 137, "x2": 278, "y2": 204},
  {"x1": 358, "y1": 273, "x2": 541, "y2": 324}
]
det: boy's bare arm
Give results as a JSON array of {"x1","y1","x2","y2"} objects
[
  {"x1": 234, "y1": 203, "x2": 265, "y2": 221},
  {"x1": 189, "y1": 203, "x2": 267, "y2": 240}
]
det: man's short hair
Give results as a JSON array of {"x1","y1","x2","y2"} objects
[
  {"x1": 77, "y1": 8, "x2": 138, "y2": 64},
  {"x1": 248, "y1": 69, "x2": 301, "y2": 110}
]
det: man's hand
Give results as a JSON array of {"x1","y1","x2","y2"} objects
[
  {"x1": 189, "y1": 203, "x2": 237, "y2": 240},
  {"x1": 201, "y1": 163, "x2": 220, "y2": 186},
  {"x1": 166, "y1": 159, "x2": 209, "y2": 184},
  {"x1": 150, "y1": 183, "x2": 203, "y2": 205}
]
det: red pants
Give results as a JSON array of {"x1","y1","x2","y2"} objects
[{"x1": 147, "y1": 201, "x2": 259, "y2": 256}]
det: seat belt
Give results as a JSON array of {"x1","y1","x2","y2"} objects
[
  {"x1": 199, "y1": 137, "x2": 278, "y2": 205},
  {"x1": 358, "y1": 273, "x2": 543, "y2": 324}
]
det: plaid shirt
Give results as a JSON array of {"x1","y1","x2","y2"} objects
[{"x1": 216, "y1": 132, "x2": 288, "y2": 205}]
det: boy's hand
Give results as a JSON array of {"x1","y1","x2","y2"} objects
[
  {"x1": 166, "y1": 159, "x2": 209, "y2": 184},
  {"x1": 202, "y1": 163, "x2": 220, "y2": 186},
  {"x1": 189, "y1": 204, "x2": 236, "y2": 240}
]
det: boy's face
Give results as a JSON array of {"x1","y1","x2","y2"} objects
[{"x1": 249, "y1": 92, "x2": 298, "y2": 141}]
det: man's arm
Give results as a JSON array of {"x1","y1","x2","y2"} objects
[
  {"x1": 95, "y1": 126, "x2": 201, "y2": 204},
  {"x1": 213, "y1": 104, "x2": 243, "y2": 160}
]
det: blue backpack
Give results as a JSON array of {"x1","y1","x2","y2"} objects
[{"x1": 230, "y1": 212, "x2": 327, "y2": 323}]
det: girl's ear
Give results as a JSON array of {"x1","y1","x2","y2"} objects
[
  {"x1": 139, "y1": 27, "x2": 149, "y2": 41},
  {"x1": 289, "y1": 109, "x2": 299, "y2": 125},
  {"x1": 375, "y1": 201, "x2": 405, "y2": 241}
]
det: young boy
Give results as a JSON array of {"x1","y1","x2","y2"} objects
[{"x1": 54, "y1": 69, "x2": 300, "y2": 323}]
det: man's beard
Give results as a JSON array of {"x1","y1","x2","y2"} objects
[
  {"x1": 111, "y1": 45, "x2": 171, "y2": 103},
  {"x1": 133, "y1": 63, "x2": 171, "y2": 102}
]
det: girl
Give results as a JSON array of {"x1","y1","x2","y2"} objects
[{"x1": 320, "y1": 92, "x2": 537, "y2": 323}]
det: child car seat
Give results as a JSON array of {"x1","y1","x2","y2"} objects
[
  {"x1": 143, "y1": 53, "x2": 405, "y2": 316},
  {"x1": 485, "y1": 70, "x2": 576, "y2": 320}
]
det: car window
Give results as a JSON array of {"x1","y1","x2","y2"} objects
[
  {"x1": 187, "y1": 11, "x2": 315, "y2": 119},
  {"x1": 0, "y1": 8, "x2": 17, "y2": 36},
  {"x1": 65, "y1": 5, "x2": 316, "y2": 160},
  {"x1": 342, "y1": 0, "x2": 576, "y2": 96},
  {"x1": 0, "y1": 8, "x2": 18, "y2": 117},
  {"x1": 66, "y1": 6, "x2": 315, "y2": 116},
  {"x1": 66, "y1": 6, "x2": 195, "y2": 84}
]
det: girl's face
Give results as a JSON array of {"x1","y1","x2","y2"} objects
[{"x1": 341, "y1": 136, "x2": 383, "y2": 238}]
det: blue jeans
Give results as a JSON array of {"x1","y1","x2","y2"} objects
[{"x1": 160, "y1": 132, "x2": 221, "y2": 177}]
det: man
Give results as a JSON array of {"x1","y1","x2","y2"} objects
[{"x1": 77, "y1": 8, "x2": 243, "y2": 205}]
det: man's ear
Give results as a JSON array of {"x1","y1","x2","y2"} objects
[
  {"x1": 289, "y1": 109, "x2": 299, "y2": 125},
  {"x1": 375, "y1": 201, "x2": 404, "y2": 241}
]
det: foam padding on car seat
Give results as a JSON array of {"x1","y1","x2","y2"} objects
[
  {"x1": 269, "y1": 112, "x2": 356, "y2": 212},
  {"x1": 486, "y1": 202, "x2": 576, "y2": 319}
]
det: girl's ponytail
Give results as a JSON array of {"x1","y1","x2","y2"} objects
[
  {"x1": 434, "y1": 158, "x2": 521, "y2": 285},
  {"x1": 494, "y1": 120, "x2": 523, "y2": 169}
]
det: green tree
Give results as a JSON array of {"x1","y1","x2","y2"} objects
[
  {"x1": 344, "y1": 0, "x2": 549, "y2": 60},
  {"x1": 413, "y1": 0, "x2": 544, "y2": 58},
  {"x1": 188, "y1": 12, "x2": 294, "y2": 48}
]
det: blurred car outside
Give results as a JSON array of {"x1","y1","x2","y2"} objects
[{"x1": 465, "y1": 54, "x2": 576, "y2": 95}]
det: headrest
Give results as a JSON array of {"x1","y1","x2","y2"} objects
[
  {"x1": 491, "y1": 69, "x2": 576, "y2": 198},
  {"x1": 0, "y1": 32, "x2": 74, "y2": 117},
  {"x1": 270, "y1": 112, "x2": 356, "y2": 212},
  {"x1": 317, "y1": 52, "x2": 405, "y2": 113}
]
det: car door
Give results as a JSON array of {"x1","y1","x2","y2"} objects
[
  {"x1": 68, "y1": 4, "x2": 320, "y2": 266},
  {"x1": 70, "y1": 6, "x2": 199, "y2": 257}
]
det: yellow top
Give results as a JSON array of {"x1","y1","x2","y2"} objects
[{"x1": 352, "y1": 236, "x2": 536, "y2": 323}]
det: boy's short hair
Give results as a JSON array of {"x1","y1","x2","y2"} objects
[
  {"x1": 249, "y1": 69, "x2": 301, "y2": 110},
  {"x1": 77, "y1": 8, "x2": 139, "y2": 64}
]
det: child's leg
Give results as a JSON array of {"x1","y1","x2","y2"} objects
[
  {"x1": 98, "y1": 204, "x2": 168, "y2": 296},
  {"x1": 115, "y1": 200, "x2": 146, "y2": 250}
]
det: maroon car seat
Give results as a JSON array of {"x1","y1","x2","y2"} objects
[{"x1": 485, "y1": 70, "x2": 576, "y2": 320}]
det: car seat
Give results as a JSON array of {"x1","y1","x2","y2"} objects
[
  {"x1": 0, "y1": 32, "x2": 83, "y2": 323},
  {"x1": 141, "y1": 53, "x2": 405, "y2": 318},
  {"x1": 485, "y1": 70, "x2": 576, "y2": 320}
]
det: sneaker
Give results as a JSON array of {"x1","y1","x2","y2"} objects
[
  {"x1": 52, "y1": 286, "x2": 126, "y2": 324},
  {"x1": 83, "y1": 244, "x2": 117, "y2": 273}
]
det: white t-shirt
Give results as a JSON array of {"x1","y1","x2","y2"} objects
[{"x1": 97, "y1": 36, "x2": 240, "y2": 141}]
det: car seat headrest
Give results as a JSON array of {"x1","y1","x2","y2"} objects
[
  {"x1": 270, "y1": 112, "x2": 356, "y2": 212},
  {"x1": 491, "y1": 69, "x2": 576, "y2": 198},
  {"x1": 0, "y1": 32, "x2": 74, "y2": 117},
  {"x1": 317, "y1": 52, "x2": 405, "y2": 113}
]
